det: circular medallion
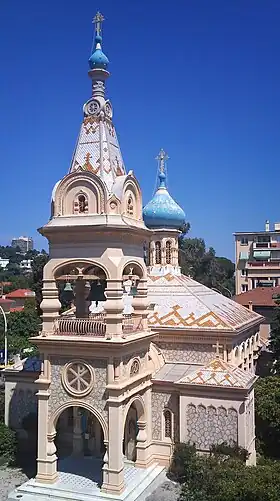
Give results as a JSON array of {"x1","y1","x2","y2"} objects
[
  {"x1": 85, "y1": 99, "x2": 100, "y2": 116},
  {"x1": 104, "y1": 101, "x2": 113, "y2": 118},
  {"x1": 62, "y1": 360, "x2": 94, "y2": 397},
  {"x1": 130, "y1": 358, "x2": 140, "y2": 377}
]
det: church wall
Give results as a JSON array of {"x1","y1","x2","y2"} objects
[
  {"x1": 151, "y1": 390, "x2": 179, "y2": 442},
  {"x1": 179, "y1": 394, "x2": 254, "y2": 461},
  {"x1": 6, "y1": 380, "x2": 38, "y2": 429},
  {"x1": 48, "y1": 356, "x2": 108, "y2": 424},
  {"x1": 157, "y1": 341, "x2": 215, "y2": 364}
]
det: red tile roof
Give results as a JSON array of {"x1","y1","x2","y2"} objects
[
  {"x1": 10, "y1": 306, "x2": 24, "y2": 312},
  {"x1": 6, "y1": 289, "x2": 34, "y2": 299},
  {"x1": 234, "y1": 286, "x2": 280, "y2": 307}
]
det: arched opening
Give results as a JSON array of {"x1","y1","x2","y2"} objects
[
  {"x1": 163, "y1": 409, "x2": 172, "y2": 439},
  {"x1": 55, "y1": 405, "x2": 105, "y2": 485},
  {"x1": 78, "y1": 194, "x2": 88, "y2": 213},
  {"x1": 166, "y1": 241, "x2": 172, "y2": 265},
  {"x1": 123, "y1": 397, "x2": 146, "y2": 463},
  {"x1": 155, "y1": 241, "x2": 161, "y2": 265}
]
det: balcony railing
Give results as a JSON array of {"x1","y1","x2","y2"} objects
[
  {"x1": 253, "y1": 242, "x2": 280, "y2": 249},
  {"x1": 248, "y1": 261, "x2": 280, "y2": 268},
  {"x1": 53, "y1": 313, "x2": 144, "y2": 337}
]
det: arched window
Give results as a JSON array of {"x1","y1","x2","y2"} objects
[
  {"x1": 78, "y1": 194, "x2": 87, "y2": 213},
  {"x1": 127, "y1": 196, "x2": 134, "y2": 216},
  {"x1": 166, "y1": 241, "x2": 172, "y2": 264},
  {"x1": 163, "y1": 409, "x2": 172, "y2": 439},
  {"x1": 155, "y1": 241, "x2": 161, "y2": 264}
]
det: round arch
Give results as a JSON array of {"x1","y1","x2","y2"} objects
[
  {"x1": 52, "y1": 259, "x2": 110, "y2": 280},
  {"x1": 122, "y1": 394, "x2": 146, "y2": 434},
  {"x1": 49, "y1": 400, "x2": 108, "y2": 442},
  {"x1": 121, "y1": 260, "x2": 146, "y2": 280}
]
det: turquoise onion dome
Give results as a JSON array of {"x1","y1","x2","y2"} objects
[
  {"x1": 143, "y1": 170, "x2": 186, "y2": 229},
  {"x1": 88, "y1": 34, "x2": 109, "y2": 70}
]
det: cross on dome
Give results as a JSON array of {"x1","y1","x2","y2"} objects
[
  {"x1": 212, "y1": 341, "x2": 223, "y2": 359},
  {"x1": 93, "y1": 11, "x2": 105, "y2": 36},
  {"x1": 156, "y1": 149, "x2": 169, "y2": 174}
]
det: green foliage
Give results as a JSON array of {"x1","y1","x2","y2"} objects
[
  {"x1": 179, "y1": 237, "x2": 235, "y2": 296},
  {"x1": 209, "y1": 442, "x2": 249, "y2": 462},
  {"x1": 0, "y1": 422, "x2": 17, "y2": 464},
  {"x1": 269, "y1": 307, "x2": 280, "y2": 374},
  {"x1": 255, "y1": 376, "x2": 280, "y2": 458},
  {"x1": 30, "y1": 253, "x2": 49, "y2": 312},
  {"x1": 170, "y1": 443, "x2": 280, "y2": 501},
  {"x1": 0, "y1": 389, "x2": 4, "y2": 422},
  {"x1": 0, "y1": 304, "x2": 41, "y2": 355}
]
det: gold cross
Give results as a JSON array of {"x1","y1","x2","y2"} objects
[
  {"x1": 212, "y1": 341, "x2": 223, "y2": 359},
  {"x1": 93, "y1": 11, "x2": 105, "y2": 36},
  {"x1": 156, "y1": 149, "x2": 169, "y2": 173}
]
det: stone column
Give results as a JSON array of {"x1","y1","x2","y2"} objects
[
  {"x1": 135, "y1": 387, "x2": 153, "y2": 467},
  {"x1": 104, "y1": 279, "x2": 124, "y2": 338},
  {"x1": 40, "y1": 279, "x2": 61, "y2": 336},
  {"x1": 74, "y1": 280, "x2": 90, "y2": 318},
  {"x1": 101, "y1": 403, "x2": 124, "y2": 495},
  {"x1": 36, "y1": 387, "x2": 58, "y2": 483},
  {"x1": 72, "y1": 407, "x2": 84, "y2": 455},
  {"x1": 132, "y1": 279, "x2": 149, "y2": 330}
]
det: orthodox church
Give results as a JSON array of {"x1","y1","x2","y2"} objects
[{"x1": 6, "y1": 13, "x2": 263, "y2": 501}]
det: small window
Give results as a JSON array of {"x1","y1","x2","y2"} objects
[
  {"x1": 241, "y1": 237, "x2": 248, "y2": 245},
  {"x1": 163, "y1": 409, "x2": 172, "y2": 439},
  {"x1": 166, "y1": 241, "x2": 172, "y2": 264},
  {"x1": 241, "y1": 269, "x2": 248, "y2": 276},
  {"x1": 155, "y1": 241, "x2": 161, "y2": 265},
  {"x1": 78, "y1": 194, "x2": 88, "y2": 213},
  {"x1": 241, "y1": 284, "x2": 248, "y2": 292},
  {"x1": 127, "y1": 196, "x2": 134, "y2": 216}
]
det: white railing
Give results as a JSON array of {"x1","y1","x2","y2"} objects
[{"x1": 53, "y1": 313, "x2": 143, "y2": 337}]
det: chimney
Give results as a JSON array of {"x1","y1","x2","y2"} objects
[
  {"x1": 248, "y1": 300, "x2": 253, "y2": 311},
  {"x1": 265, "y1": 220, "x2": 270, "y2": 232}
]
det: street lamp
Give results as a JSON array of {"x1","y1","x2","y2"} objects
[
  {"x1": 0, "y1": 305, "x2": 8, "y2": 367},
  {"x1": 0, "y1": 299, "x2": 14, "y2": 367}
]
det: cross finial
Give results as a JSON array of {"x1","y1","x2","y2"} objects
[
  {"x1": 212, "y1": 340, "x2": 223, "y2": 359},
  {"x1": 93, "y1": 11, "x2": 105, "y2": 36},
  {"x1": 156, "y1": 149, "x2": 169, "y2": 173}
]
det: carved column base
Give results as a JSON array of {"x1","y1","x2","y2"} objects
[
  {"x1": 101, "y1": 467, "x2": 125, "y2": 495},
  {"x1": 36, "y1": 457, "x2": 58, "y2": 484}
]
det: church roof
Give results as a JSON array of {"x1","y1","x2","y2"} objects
[
  {"x1": 147, "y1": 273, "x2": 263, "y2": 331},
  {"x1": 177, "y1": 358, "x2": 256, "y2": 389}
]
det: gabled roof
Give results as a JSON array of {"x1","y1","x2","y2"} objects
[
  {"x1": 147, "y1": 273, "x2": 262, "y2": 331},
  {"x1": 234, "y1": 286, "x2": 280, "y2": 308},
  {"x1": 177, "y1": 358, "x2": 256, "y2": 389}
]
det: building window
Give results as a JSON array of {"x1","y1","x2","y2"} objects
[
  {"x1": 75, "y1": 194, "x2": 88, "y2": 214},
  {"x1": 241, "y1": 284, "x2": 248, "y2": 292},
  {"x1": 166, "y1": 241, "x2": 172, "y2": 264},
  {"x1": 127, "y1": 196, "x2": 134, "y2": 216},
  {"x1": 241, "y1": 237, "x2": 248, "y2": 245},
  {"x1": 241, "y1": 269, "x2": 248, "y2": 276},
  {"x1": 155, "y1": 241, "x2": 161, "y2": 264},
  {"x1": 163, "y1": 409, "x2": 172, "y2": 439}
]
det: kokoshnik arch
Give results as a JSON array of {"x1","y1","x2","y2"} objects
[{"x1": 5, "y1": 11, "x2": 265, "y2": 500}]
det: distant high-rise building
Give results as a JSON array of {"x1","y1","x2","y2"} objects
[{"x1": 11, "y1": 236, "x2": 34, "y2": 253}]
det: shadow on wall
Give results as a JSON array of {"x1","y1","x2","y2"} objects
[{"x1": 7, "y1": 358, "x2": 41, "y2": 477}]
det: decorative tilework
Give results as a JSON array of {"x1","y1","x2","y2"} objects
[
  {"x1": 184, "y1": 404, "x2": 238, "y2": 450},
  {"x1": 147, "y1": 273, "x2": 261, "y2": 331},
  {"x1": 151, "y1": 391, "x2": 179, "y2": 441},
  {"x1": 48, "y1": 357, "x2": 108, "y2": 422},
  {"x1": 157, "y1": 341, "x2": 214, "y2": 364},
  {"x1": 178, "y1": 358, "x2": 255, "y2": 388}
]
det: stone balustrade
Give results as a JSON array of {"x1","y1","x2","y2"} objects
[{"x1": 53, "y1": 313, "x2": 145, "y2": 337}]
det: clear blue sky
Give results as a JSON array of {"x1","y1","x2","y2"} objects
[{"x1": 1, "y1": 0, "x2": 280, "y2": 259}]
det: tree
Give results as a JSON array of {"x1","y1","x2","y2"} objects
[
  {"x1": 0, "y1": 302, "x2": 41, "y2": 356},
  {"x1": 255, "y1": 376, "x2": 280, "y2": 459},
  {"x1": 268, "y1": 305, "x2": 280, "y2": 374}
]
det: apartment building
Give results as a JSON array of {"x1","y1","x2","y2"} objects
[
  {"x1": 11, "y1": 236, "x2": 33, "y2": 253},
  {"x1": 234, "y1": 220, "x2": 280, "y2": 294}
]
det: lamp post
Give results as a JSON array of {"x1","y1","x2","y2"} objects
[{"x1": 0, "y1": 305, "x2": 8, "y2": 367}]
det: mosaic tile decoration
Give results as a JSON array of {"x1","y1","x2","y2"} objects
[
  {"x1": 178, "y1": 358, "x2": 255, "y2": 388},
  {"x1": 147, "y1": 273, "x2": 261, "y2": 331}
]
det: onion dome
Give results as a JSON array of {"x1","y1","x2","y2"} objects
[
  {"x1": 88, "y1": 34, "x2": 109, "y2": 70},
  {"x1": 143, "y1": 155, "x2": 185, "y2": 229}
]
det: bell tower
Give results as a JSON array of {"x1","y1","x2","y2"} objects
[
  {"x1": 143, "y1": 149, "x2": 186, "y2": 276},
  {"x1": 31, "y1": 13, "x2": 158, "y2": 495}
]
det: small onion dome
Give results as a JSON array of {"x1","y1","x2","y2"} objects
[
  {"x1": 143, "y1": 171, "x2": 185, "y2": 229},
  {"x1": 88, "y1": 34, "x2": 109, "y2": 70}
]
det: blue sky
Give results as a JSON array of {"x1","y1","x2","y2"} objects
[{"x1": 1, "y1": 0, "x2": 280, "y2": 259}]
